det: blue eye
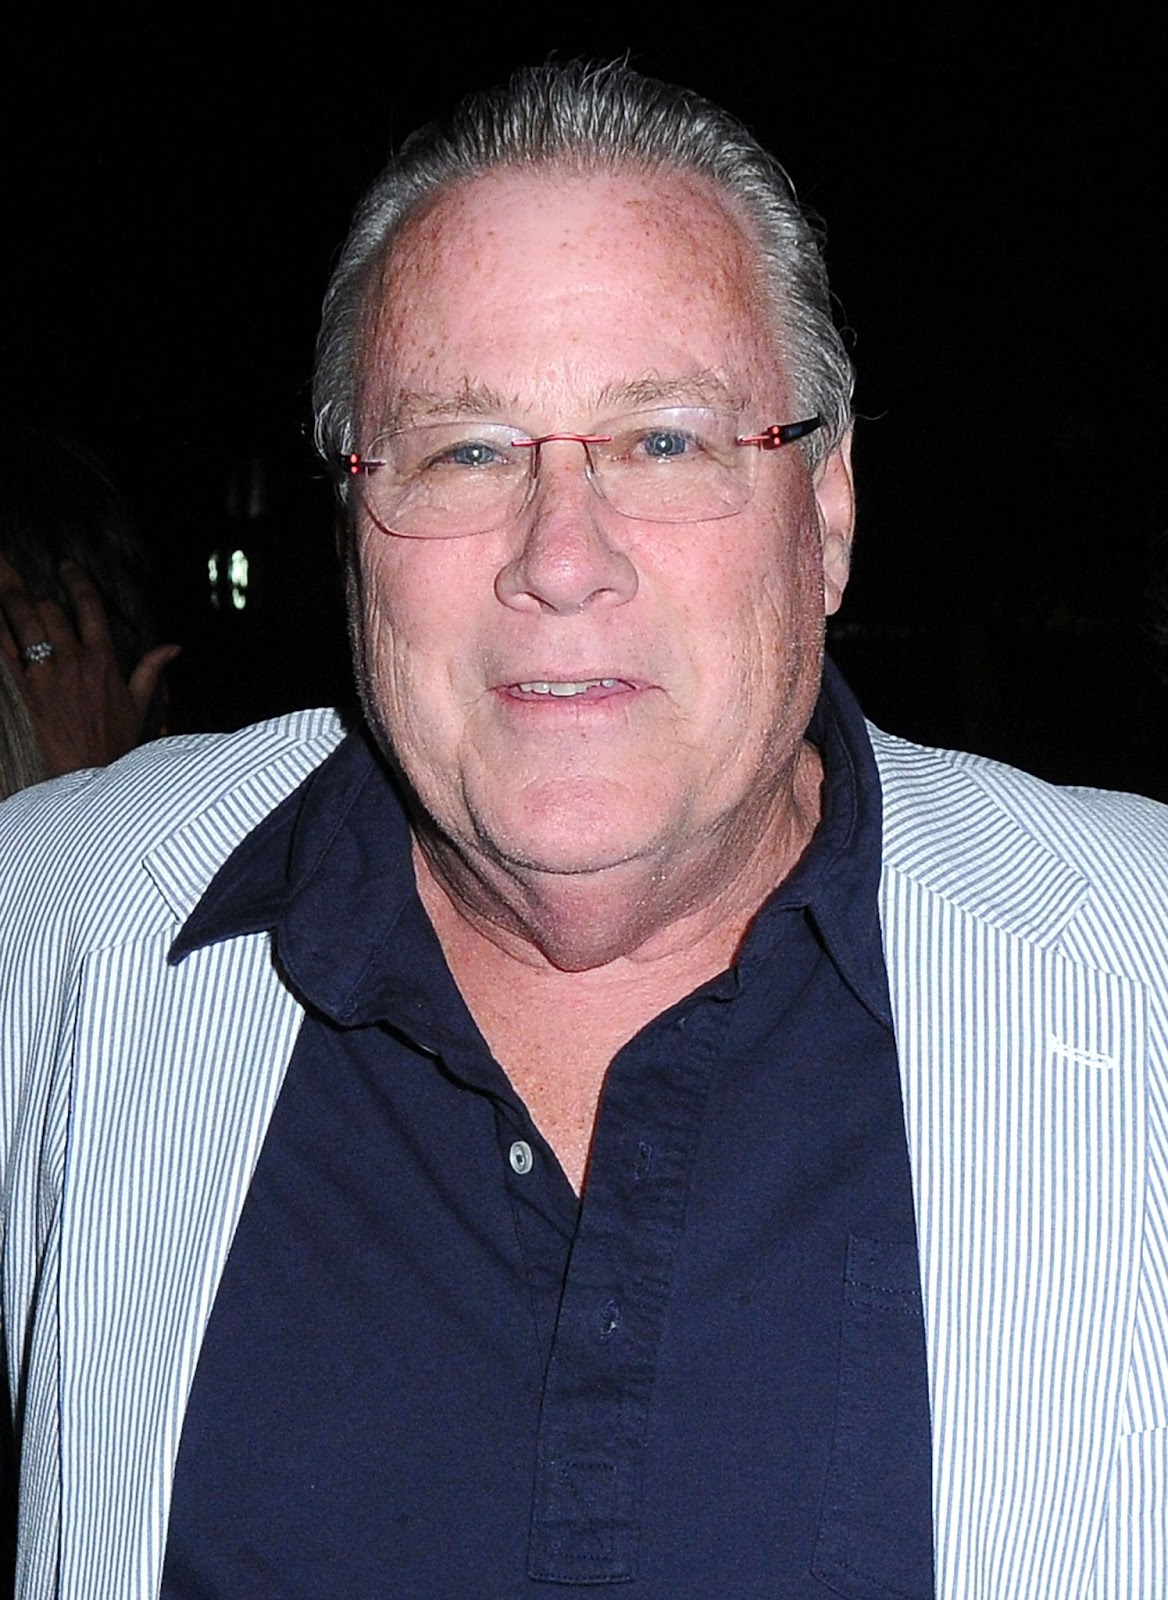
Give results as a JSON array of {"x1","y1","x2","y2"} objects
[
  {"x1": 639, "y1": 429, "x2": 691, "y2": 460},
  {"x1": 442, "y1": 440, "x2": 507, "y2": 469}
]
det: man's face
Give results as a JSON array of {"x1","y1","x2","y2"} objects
[{"x1": 349, "y1": 167, "x2": 853, "y2": 894}]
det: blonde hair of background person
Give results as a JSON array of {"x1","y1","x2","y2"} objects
[{"x1": 0, "y1": 654, "x2": 44, "y2": 800}]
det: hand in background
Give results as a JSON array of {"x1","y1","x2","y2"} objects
[{"x1": 0, "y1": 555, "x2": 180, "y2": 777}]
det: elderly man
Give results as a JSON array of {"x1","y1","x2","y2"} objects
[{"x1": 2, "y1": 62, "x2": 1166, "y2": 1600}]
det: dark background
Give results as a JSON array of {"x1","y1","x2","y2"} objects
[{"x1": 5, "y1": 19, "x2": 1165, "y2": 794}]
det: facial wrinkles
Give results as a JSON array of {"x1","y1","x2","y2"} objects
[{"x1": 710, "y1": 511, "x2": 823, "y2": 761}]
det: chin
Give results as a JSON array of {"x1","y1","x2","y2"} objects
[{"x1": 465, "y1": 782, "x2": 658, "y2": 879}]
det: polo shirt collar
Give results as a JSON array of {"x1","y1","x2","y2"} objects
[{"x1": 737, "y1": 656, "x2": 892, "y2": 1028}]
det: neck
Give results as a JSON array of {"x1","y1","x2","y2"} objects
[{"x1": 412, "y1": 742, "x2": 824, "y2": 1192}]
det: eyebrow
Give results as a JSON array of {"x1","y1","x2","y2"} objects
[
  {"x1": 594, "y1": 372, "x2": 746, "y2": 412},
  {"x1": 385, "y1": 385, "x2": 512, "y2": 428},
  {"x1": 380, "y1": 370, "x2": 746, "y2": 430}
]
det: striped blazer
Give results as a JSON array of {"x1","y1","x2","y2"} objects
[{"x1": 1, "y1": 710, "x2": 1166, "y2": 1599}]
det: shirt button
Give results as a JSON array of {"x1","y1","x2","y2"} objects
[{"x1": 509, "y1": 1139, "x2": 534, "y2": 1175}]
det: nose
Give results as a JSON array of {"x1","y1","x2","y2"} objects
[{"x1": 494, "y1": 442, "x2": 638, "y2": 615}]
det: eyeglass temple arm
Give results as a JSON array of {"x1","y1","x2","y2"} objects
[{"x1": 737, "y1": 416, "x2": 822, "y2": 449}]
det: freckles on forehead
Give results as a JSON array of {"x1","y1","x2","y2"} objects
[
  {"x1": 618, "y1": 181, "x2": 763, "y2": 312},
  {"x1": 357, "y1": 165, "x2": 782, "y2": 428}
]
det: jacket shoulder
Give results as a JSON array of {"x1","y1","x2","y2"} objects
[
  {"x1": 870, "y1": 724, "x2": 1168, "y2": 951},
  {"x1": 0, "y1": 708, "x2": 346, "y2": 949}
]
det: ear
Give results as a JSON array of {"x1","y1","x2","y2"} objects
[{"x1": 814, "y1": 427, "x2": 855, "y2": 617}]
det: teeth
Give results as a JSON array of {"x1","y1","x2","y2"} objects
[{"x1": 516, "y1": 678, "x2": 620, "y2": 696}]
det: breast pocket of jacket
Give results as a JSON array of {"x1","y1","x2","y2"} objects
[{"x1": 811, "y1": 1235, "x2": 935, "y2": 1600}]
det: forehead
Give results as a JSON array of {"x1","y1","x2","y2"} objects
[{"x1": 361, "y1": 165, "x2": 787, "y2": 424}]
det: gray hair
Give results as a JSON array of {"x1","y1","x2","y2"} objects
[{"x1": 313, "y1": 60, "x2": 853, "y2": 476}]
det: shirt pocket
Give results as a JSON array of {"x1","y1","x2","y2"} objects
[{"x1": 811, "y1": 1235, "x2": 934, "y2": 1600}]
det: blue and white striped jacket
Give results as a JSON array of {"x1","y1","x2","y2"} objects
[{"x1": 1, "y1": 710, "x2": 1166, "y2": 1599}]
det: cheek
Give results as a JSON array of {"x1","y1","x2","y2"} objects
[
  {"x1": 700, "y1": 517, "x2": 824, "y2": 656},
  {"x1": 354, "y1": 533, "x2": 449, "y2": 678},
  {"x1": 351, "y1": 534, "x2": 490, "y2": 756},
  {"x1": 350, "y1": 538, "x2": 436, "y2": 746},
  {"x1": 695, "y1": 522, "x2": 826, "y2": 745}
]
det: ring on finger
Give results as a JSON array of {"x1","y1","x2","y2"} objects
[{"x1": 19, "y1": 640, "x2": 54, "y2": 665}]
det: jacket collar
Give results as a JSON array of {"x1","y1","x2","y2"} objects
[{"x1": 872, "y1": 727, "x2": 1090, "y2": 946}]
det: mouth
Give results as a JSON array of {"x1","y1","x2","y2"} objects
[{"x1": 509, "y1": 677, "x2": 626, "y2": 699}]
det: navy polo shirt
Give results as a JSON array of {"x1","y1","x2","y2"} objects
[{"x1": 161, "y1": 663, "x2": 933, "y2": 1599}]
